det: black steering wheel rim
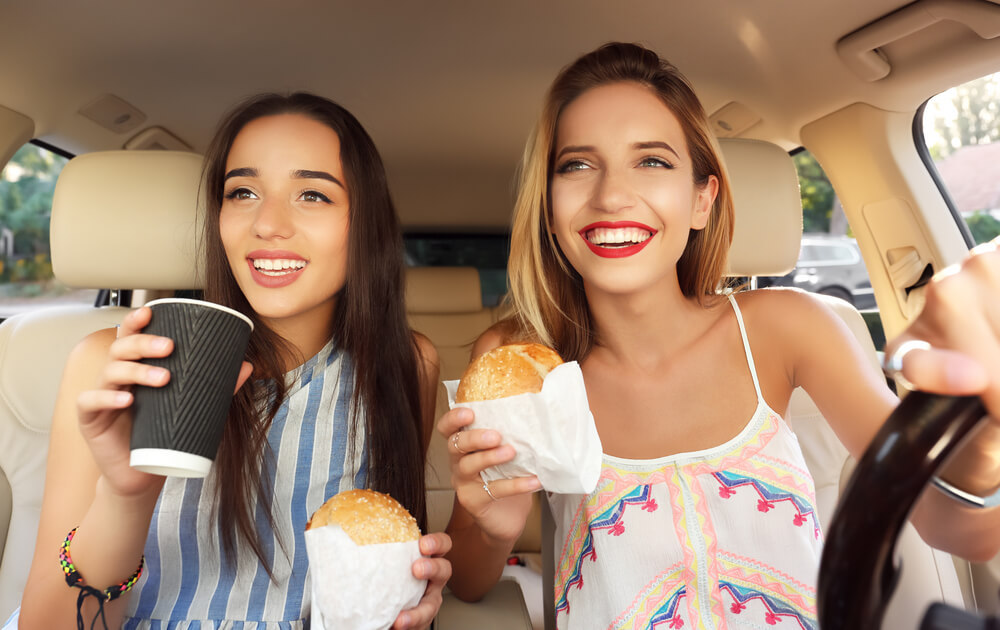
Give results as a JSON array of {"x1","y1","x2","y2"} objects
[{"x1": 816, "y1": 391, "x2": 987, "y2": 628}]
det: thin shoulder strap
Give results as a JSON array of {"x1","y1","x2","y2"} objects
[{"x1": 726, "y1": 293, "x2": 764, "y2": 402}]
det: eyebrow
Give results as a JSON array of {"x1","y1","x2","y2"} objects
[
  {"x1": 554, "y1": 141, "x2": 681, "y2": 162},
  {"x1": 224, "y1": 167, "x2": 257, "y2": 180},
  {"x1": 634, "y1": 141, "x2": 680, "y2": 160},
  {"x1": 223, "y1": 167, "x2": 346, "y2": 190},
  {"x1": 293, "y1": 169, "x2": 345, "y2": 189}
]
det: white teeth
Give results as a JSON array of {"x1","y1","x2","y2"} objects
[
  {"x1": 251, "y1": 258, "x2": 306, "y2": 275},
  {"x1": 586, "y1": 227, "x2": 652, "y2": 246}
]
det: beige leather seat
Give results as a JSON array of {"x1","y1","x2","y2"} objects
[{"x1": 0, "y1": 150, "x2": 204, "y2": 621}]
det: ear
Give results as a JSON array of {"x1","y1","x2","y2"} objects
[{"x1": 690, "y1": 175, "x2": 719, "y2": 231}]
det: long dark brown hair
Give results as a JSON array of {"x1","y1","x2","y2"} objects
[
  {"x1": 201, "y1": 93, "x2": 426, "y2": 569},
  {"x1": 507, "y1": 42, "x2": 735, "y2": 360}
]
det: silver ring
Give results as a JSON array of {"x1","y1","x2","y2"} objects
[
  {"x1": 451, "y1": 432, "x2": 468, "y2": 455},
  {"x1": 883, "y1": 339, "x2": 930, "y2": 390},
  {"x1": 483, "y1": 481, "x2": 498, "y2": 501}
]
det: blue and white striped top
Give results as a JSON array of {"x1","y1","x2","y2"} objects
[{"x1": 122, "y1": 338, "x2": 365, "y2": 630}]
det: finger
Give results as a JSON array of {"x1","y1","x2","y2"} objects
[
  {"x1": 394, "y1": 589, "x2": 444, "y2": 630},
  {"x1": 458, "y1": 476, "x2": 541, "y2": 504},
  {"x1": 118, "y1": 306, "x2": 153, "y2": 337},
  {"x1": 456, "y1": 444, "x2": 517, "y2": 477},
  {"x1": 412, "y1": 556, "x2": 452, "y2": 583},
  {"x1": 436, "y1": 407, "x2": 474, "y2": 437},
  {"x1": 418, "y1": 532, "x2": 452, "y2": 557},
  {"x1": 77, "y1": 389, "x2": 133, "y2": 419},
  {"x1": 100, "y1": 359, "x2": 171, "y2": 389},
  {"x1": 234, "y1": 361, "x2": 253, "y2": 394},
  {"x1": 110, "y1": 333, "x2": 174, "y2": 362},
  {"x1": 897, "y1": 345, "x2": 989, "y2": 395},
  {"x1": 449, "y1": 428, "x2": 502, "y2": 456}
]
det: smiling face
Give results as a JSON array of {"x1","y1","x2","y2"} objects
[
  {"x1": 549, "y1": 81, "x2": 718, "y2": 298},
  {"x1": 219, "y1": 113, "x2": 350, "y2": 340}
]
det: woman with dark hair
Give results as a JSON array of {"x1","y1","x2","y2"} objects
[
  {"x1": 15, "y1": 93, "x2": 449, "y2": 629},
  {"x1": 439, "y1": 43, "x2": 1000, "y2": 629}
]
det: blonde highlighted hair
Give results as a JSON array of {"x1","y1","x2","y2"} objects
[{"x1": 507, "y1": 42, "x2": 736, "y2": 361}]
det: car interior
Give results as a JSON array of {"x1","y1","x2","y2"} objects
[{"x1": 2, "y1": 1, "x2": 1000, "y2": 628}]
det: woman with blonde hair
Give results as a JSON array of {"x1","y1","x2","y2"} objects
[{"x1": 440, "y1": 42, "x2": 1000, "y2": 628}]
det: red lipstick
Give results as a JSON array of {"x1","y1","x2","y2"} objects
[{"x1": 578, "y1": 221, "x2": 657, "y2": 259}]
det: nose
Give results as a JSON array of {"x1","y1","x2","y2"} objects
[
  {"x1": 252, "y1": 197, "x2": 294, "y2": 240},
  {"x1": 592, "y1": 167, "x2": 636, "y2": 214}
]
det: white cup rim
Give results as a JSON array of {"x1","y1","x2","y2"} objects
[{"x1": 143, "y1": 297, "x2": 254, "y2": 330}]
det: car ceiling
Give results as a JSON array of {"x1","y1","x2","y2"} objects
[{"x1": 2, "y1": 0, "x2": 1000, "y2": 230}]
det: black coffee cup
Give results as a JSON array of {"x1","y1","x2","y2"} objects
[{"x1": 129, "y1": 298, "x2": 253, "y2": 477}]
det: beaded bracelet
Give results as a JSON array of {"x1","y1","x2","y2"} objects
[{"x1": 59, "y1": 527, "x2": 144, "y2": 630}]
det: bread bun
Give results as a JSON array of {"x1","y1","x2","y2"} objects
[
  {"x1": 455, "y1": 343, "x2": 563, "y2": 403},
  {"x1": 305, "y1": 489, "x2": 420, "y2": 545}
]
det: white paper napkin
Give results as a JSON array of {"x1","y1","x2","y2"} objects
[
  {"x1": 445, "y1": 361, "x2": 603, "y2": 495},
  {"x1": 306, "y1": 525, "x2": 426, "y2": 630}
]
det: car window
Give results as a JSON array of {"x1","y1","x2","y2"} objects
[
  {"x1": 921, "y1": 70, "x2": 1000, "y2": 246},
  {"x1": 404, "y1": 233, "x2": 509, "y2": 307},
  {"x1": 0, "y1": 142, "x2": 95, "y2": 319}
]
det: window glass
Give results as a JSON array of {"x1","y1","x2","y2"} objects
[
  {"x1": 0, "y1": 142, "x2": 93, "y2": 319},
  {"x1": 922, "y1": 70, "x2": 1000, "y2": 245},
  {"x1": 403, "y1": 233, "x2": 510, "y2": 307},
  {"x1": 758, "y1": 150, "x2": 875, "y2": 312}
]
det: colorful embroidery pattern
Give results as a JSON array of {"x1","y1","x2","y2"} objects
[
  {"x1": 608, "y1": 564, "x2": 686, "y2": 629},
  {"x1": 712, "y1": 470, "x2": 820, "y2": 537},
  {"x1": 555, "y1": 484, "x2": 659, "y2": 614}
]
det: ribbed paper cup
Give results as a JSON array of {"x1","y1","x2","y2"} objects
[{"x1": 129, "y1": 298, "x2": 253, "y2": 477}]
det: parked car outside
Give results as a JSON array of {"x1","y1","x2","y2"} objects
[{"x1": 758, "y1": 233, "x2": 876, "y2": 309}]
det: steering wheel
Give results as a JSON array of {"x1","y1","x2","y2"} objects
[{"x1": 816, "y1": 391, "x2": 999, "y2": 629}]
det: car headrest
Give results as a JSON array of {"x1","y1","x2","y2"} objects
[
  {"x1": 50, "y1": 150, "x2": 205, "y2": 290},
  {"x1": 405, "y1": 267, "x2": 483, "y2": 314},
  {"x1": 720, "y1": 138, "x2": 803, "y2": 277}
]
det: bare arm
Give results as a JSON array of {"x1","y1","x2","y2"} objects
[
  {"x1": 767, "y1": 271, "x2": 1000, "y2": 561},
  {"x1": 19, "y1": 315, "x2": 166, "y2": 629},
  {"x1": 440, "y1": 325, "x2": 541, "y2": 601}
]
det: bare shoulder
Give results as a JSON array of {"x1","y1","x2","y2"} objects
[
  {"x1": 732, "y1": 287, "x2": 842, "y2": 331},
  {"x1": 411, "y1": 331, "x2": 440, "y2": 370},
  {"x1": 65, "y1": 327, "x2": 118, "y2": 383},
  {"x1": 470, "y1": 318, "x2": 523, "y2": 360}
]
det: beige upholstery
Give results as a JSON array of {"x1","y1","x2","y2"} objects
[
  {"x1": 0, "y1": 150, "x2": 204, "y2": 621},
  {"x1": 721, "y1": 138, "x2": 965, "y2": 623},
  {"x1": 722, "y1": 138, "x2": 803, "y2": 278},
  {"x1": 50, "y1": 150, "x2": 205, "y2": 290}
]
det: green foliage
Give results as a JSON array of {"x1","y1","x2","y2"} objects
[
  {"x1": 965, "y1": 211, "x2": 1000, "y2": 245},
  {"x1": 0, "y1": 144, "x2": 67, "y2": 283},
  {"x1": 793, "y1": 150, "x2": 835, "y2": 233},
  {"x1": 928, "y1": 73, "x2": 1000, "y2": 159}
]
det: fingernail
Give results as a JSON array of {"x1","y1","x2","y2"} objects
[
  {"x1": 150, "y1": 367, "x2": 169, "y2": 381},
  {"x1": 457, "y1": 408, "x2": 472, "y2": 420},
  {"x1": 527, "y1": 477, "x2": 542, "y2": 491},
  {"x1": 422, "y1": 537, "x2": 436, "y2": 554},
  {"x1": 482, "y1": 430, "x2": 500, "y2": 444},
  {"x1": 116, "y1": 392, "x2": 132, "y2": 405},
  {"x1": 154, "y1": 338, "x2": 170, "y2": 351},
  {"x1": 397, "y1": 613, "x2": 410, "y2": 628}
]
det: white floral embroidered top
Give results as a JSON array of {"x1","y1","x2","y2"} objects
[{"x1": 548, "y1": 295, "x2": 822, "y2": 630}]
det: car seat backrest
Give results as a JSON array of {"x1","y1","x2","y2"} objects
[{"x1": 0, "y1": 150, "x2": 204, "y2": 621}]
